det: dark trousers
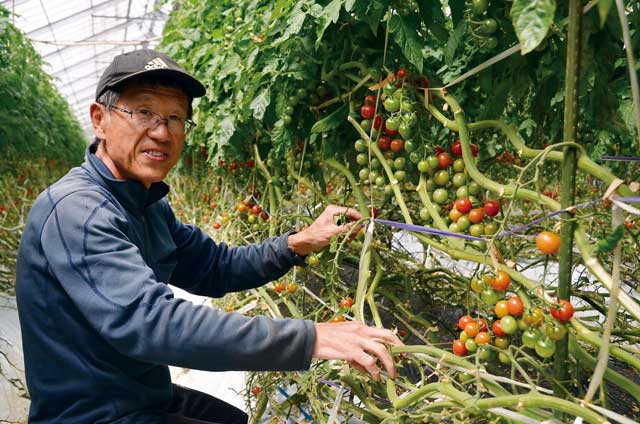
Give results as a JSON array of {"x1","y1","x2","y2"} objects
[{"x1": 166, "y1": 384, "x2": 248, "y2": 424}]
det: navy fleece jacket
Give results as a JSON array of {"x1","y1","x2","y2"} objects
[{"x1": 15, "y1": 142, "x2": 316, "y2": 424}]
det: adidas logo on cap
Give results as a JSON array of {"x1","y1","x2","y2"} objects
[{"x1": 144, "y1": 57, "x2": 169, "y2": 70}]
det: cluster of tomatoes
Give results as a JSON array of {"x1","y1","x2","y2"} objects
[
  {"x1": 355, "y1": 68, "x2": 419, "y2": 191},
  {"x1": 466, "y1": 0, "x2": 498, "y2": 51},
  {"x1": 418, "y1": 142, "x2": 501, "y2": 240},
  {"x1": 454, "y1": 269, "x2": 575, "y2": 362},
  {"x1": 272, "y1": 280, "x2": 299, "y2": 294}
]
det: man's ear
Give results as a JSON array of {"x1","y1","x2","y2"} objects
[{"x1": 90, "y1": 103, "x2": 108, "y2": 140}]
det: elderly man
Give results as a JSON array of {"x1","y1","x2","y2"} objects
[{"x1": 16, "y1": 49, "x2": 401, "y2": 424}]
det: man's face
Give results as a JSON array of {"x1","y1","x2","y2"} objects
[{"x1": 92, "y1": 85, "x2": 190, "y2": 188}]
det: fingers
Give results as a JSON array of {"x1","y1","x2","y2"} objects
[
  {"x1": 352, "y1": 350, "x2": 381, "y2": 381},
  {"x1": 325, "y1": 205, "x2": 363, "y2": 222},
  {"x1": 362, "y1": 339, "x2": 397, "y2": 380}
]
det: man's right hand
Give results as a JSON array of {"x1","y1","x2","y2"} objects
[{"x1": 312, "y1": 321, "x2": 404, "y2": 381}]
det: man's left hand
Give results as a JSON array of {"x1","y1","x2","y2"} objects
[{"x1": 287, "y1": 205, "x2": 363, "y2": 256}]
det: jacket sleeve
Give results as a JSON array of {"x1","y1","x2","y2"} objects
[
  {"x1": 164, "y1": 201, "x2": 307, "y2": 297},
  {"x1": 40, "y1": 191, "x2": 315, "y2": 371}
]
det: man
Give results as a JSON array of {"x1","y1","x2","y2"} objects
[{"x1": 16, "y1": 49, "x2": 401, "y2": 424}]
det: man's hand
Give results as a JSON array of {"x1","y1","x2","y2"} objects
[
  {"x1": 287, "y1": 205, "x2": 363, "y2": 256},
  {"x1": 313, "y1": 321, "x2": 403, "y2": 381}
]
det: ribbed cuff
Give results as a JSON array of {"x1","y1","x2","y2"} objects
[{"x1": 278, "y1": 230, "x2": 308, "y2": 267}]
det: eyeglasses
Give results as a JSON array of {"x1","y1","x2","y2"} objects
[{"x1": 105, "y1": 104, "x2": 196, "y2": 135}]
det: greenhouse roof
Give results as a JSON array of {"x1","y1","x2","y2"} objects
[{"x1": 1, "y1": 0, "x2": 173, "y2": 138}]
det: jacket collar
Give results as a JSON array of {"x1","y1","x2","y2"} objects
[{"x1": 82, "y1": 141, "x2": 170, "y2": 212}]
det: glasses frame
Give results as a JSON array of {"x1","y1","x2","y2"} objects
[{"x1": 101, "y1": 103, "x2": 196, "y2": 135}]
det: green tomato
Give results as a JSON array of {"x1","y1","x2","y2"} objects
[
  {"x1": 481, "y1": 18, "x2": 498, "y2": 34},
  {"x1": 434, "y1": 170, "x2": 450, "y2": 186},
  {"x1": 433, "y1": 188, "x2": 449, "y2": 204},
  {"x1": 385, "y1": 116, "x2": 399, "y2": 131},
  {"x1": 409, "y1": 151, "x2": 420, "y2": 163},
  {"x1": 370, "y1": 158, "x2": 380, "y2": 169},
  {"x1": 499, "y1": 316, "x2": 518, "y2": 335},
  {"x1": 456, "y1": 186, "x2": 469, "y2": 199},
  {"x1": 285, "y1": 105, "x2": 294, "y2": 115},
  {"x1": 483, "y1": 37, "x2": 498, "y2": 49},
  {"x1": 419, "y1": 207, "x2": 430, "y2": 221},
  {"x1": 356, "y1": 153, "x2": 368, "y2": 165},
  {"x1": 394, "y1": 157, "x2": 406, "y2": 170},
  {"x1": 383, "y1": 83, "x2": 396, "y2": 96},
  {"x1": 465, "y1": 338, "x2": 478, "y2": 353},
  {"x1": 359, "y1": 168, "x2": 369, "y2": 181},
  {"x1": 477, "y1": 345, "x2": 492, "y2": 361},
  {"x1": 283, "y1": 115, "x2": 293, "y2": 125},
  {"x1": 384, "y1": 185, "x2": 393, "y2": 196},
  {"x1": 417, "y1": 160, "x2": 430, "y2": 173},
  {"x1": 498, "y1": 351, "x2": 511, "y2": 365},
  {"x1": 522, "y1": 328, "x2": 541, "y2": 348},
  {"x1": 296, "y1": 88, "x2": 308, "y2": 98},
  {"x1": 453, "y1": 158, "x2": 465, "y2": 173},
  {"x1": 481, "y1": 288, "x2": 499, "y2": 305},
  {"x1": 471, "y1": 239, "x2": 487, "y2": 250},
  {"x1": 398, "y1": 123, "x2": 413, "y2": 139},
  {"x1": 517, "y1": 318, "x2": 528, "y2": 331},
  {"x1": 457, "y1": 215, "x2": 471, "y2": 231},
  {"x1": 394, "y1": 170, "x2": 406, "y2": 181},
  {"x1": 354, "y1": 139, "x2": 367, "y2": 152},
  {"x1": 425, "y1": 178, "x2": 436, "y2": 192},
  {"x1": 427, "y1": 156, "x2": 439, "y2": 170},
  {"x1": 400, "y1": 101, "x2": 415, "y2": 113},
  {"x1": 469, "y1": 224, "x2": 484, "y2": 237},
  {"x1": 472, "y1": 0, "x2": 488, "y2": 15},
  {"x1": 546, "y1": 322, "x2": 568, "y2": 341},
  {"x1": 468, "y1": 181, "x2": 481, "y2": 195},
  {"x1": 383, "y1": 98, "x2": 400, "y2": 112},
  {"x1": 449, "y1": 222, "x2": 460, "y2": 233},
  {"x1": 360, "y1": 120, "x2": 372, "y2": 133},
  {"x1": 460, "y1": 330, "x2": 469, "y2": 342},
  {"x1": 368, "y1": 170, "x2": 379, "y2": 183},
  {"x1": 494, "y1": 336, "x2": 509, "y2": 350},
  {"x1": 535, "y1": 336, "x2": 556, "y2": 358},
  {"x1": 452, "y1": 173, "x2": 466, "y2": 188},
  {"x1": 404, "y1": 140, "x2": 415, "y2": 153},
  {"x1": 484, "y1": 222, "x2": 498, "y2": 235},
  {"x1": 375, "y1": 176, "x2": 386, "y2": 187}
]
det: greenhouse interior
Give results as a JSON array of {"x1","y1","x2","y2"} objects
[{"x1": 1, "y1": 1, "x2": 639, "y2": 423}]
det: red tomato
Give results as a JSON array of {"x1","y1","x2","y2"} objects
[
  {"x1": 549, "y1": 299, "x2": 574, "y2": 322},
  {"x1": 373, "y1": 115, "x2": 383, "y2": 130},
  {"x1": 470, "y1": 144, "x2": 479, "y2": 157},
  {"x1": 507, "y1": 296, "x2": 524, "y2": 317},
  {"x1": 396, "y1": 67, "x2": 408, "y2": 79},
  {"x1": 477, "y1": 318, "x2": 488, "y2": 332},
  {"x1": 213, "y1": 222, "x2": 221, "y2": 230},
  {"x1": 469, "y1": 208, "x2": 485, "y2": 224},
  {"x1": 361, "y1": 105, "x2": 375, "y2": 119},
  {"x1": 398, "y1": 329, "x2": 407, "y2": 337},
  {"x1": 390, "y1": 138, "x2": 404, "y2": 152},
  {"x1": 378, "y1": 135, "x2": 392, "y2": 151},
  {"x1": 536, "y1": 231, "x2": 561, "y2": 255},
  {"x1": 455, "y1": 198, "x2": 472, "y2": 214},
  {"x1": 494, "y1": 300, "x2": 509, "y2": 318},
  {"x1": 475, "y1": 331, "x2": 490, "y2": 345},
  {"x1": 273, "y1": 282, "x2": 285, "y2": 293},
  {"x1": 453, "y1": 339, "x2": 468, "y2": 356},
  {"x1": 286, "y1": 282, "x2": 299, "y2": 294},
  {"x1": 251, "y1": 386, "x2": 261, "y2": 395},
  {"x1": 492, "y1": 320, "x2": 507, "y2": 337},
  {"x1": 491, "y1": 270, "x2": 510, "y2": 291},
  {"x1": 458, "y1": 315, "x2": 474, "y2": 330},
  {"x1": 210, "y1": 203, "x2": 218, "y2": 210},
  {"x1": 364, "y1": 95, "x2": 377, "y2": 106},
  {"x1": 251, "y1": 205, "x2": 261, "y2": 215},
  {"x1": 339, "y1": 297, "x2": 354, "y2": 308},
  {"x1": 330, "y1": 315, "x2": 346, "y2": 323},
  {"x1": 484, "y1": 200, "x2": 500, "y2": 217},
  {"x1": 437, "y1": 152, "x2": 452, "y2": 169},
  {"x1": 451, "y1": 140, "x2": 462, "y2": 156},
  {"x1": 464, "y1": 322, "x2": 480, "y2": 337}
]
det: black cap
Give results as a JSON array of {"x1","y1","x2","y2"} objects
[{"x1": 95, "y1": 49, "x2": 206, "y2": 100}]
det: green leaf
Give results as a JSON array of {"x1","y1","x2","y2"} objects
[
  {"x1": 316, "y1": 0, "x2": 344, "y2": 47},
  {"x1": 310, "y1": 104, "x2": 348, "y2": 134},
  {"x1": 217, "y1": 116, "x2": 236, "y2": 147},
  {"x1": 597, "y1": 0, "x2": 614, "y2": 28},
  {"x1": 274, "y1": 4, "x2": 306, "y2": 45},
  {"x1": 444, "y1": 22, "x2": 467, "y2": 66},
  {"x1": 511, "y1": 0, "x2": 556, "y2": 55},
  {"x1": 250, "y1": 88, "x2": 271, "y2": 120},
  {"x1": 389, "y1": 15, "x2": 424, "y2": 73},
  {"x1": 415, "y1": 0, "x2": 448, "y2": 41}
]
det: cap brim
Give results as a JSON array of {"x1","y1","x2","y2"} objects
[{"x1": 105, "y1": 68, "x2": 206, "y2": 98}]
